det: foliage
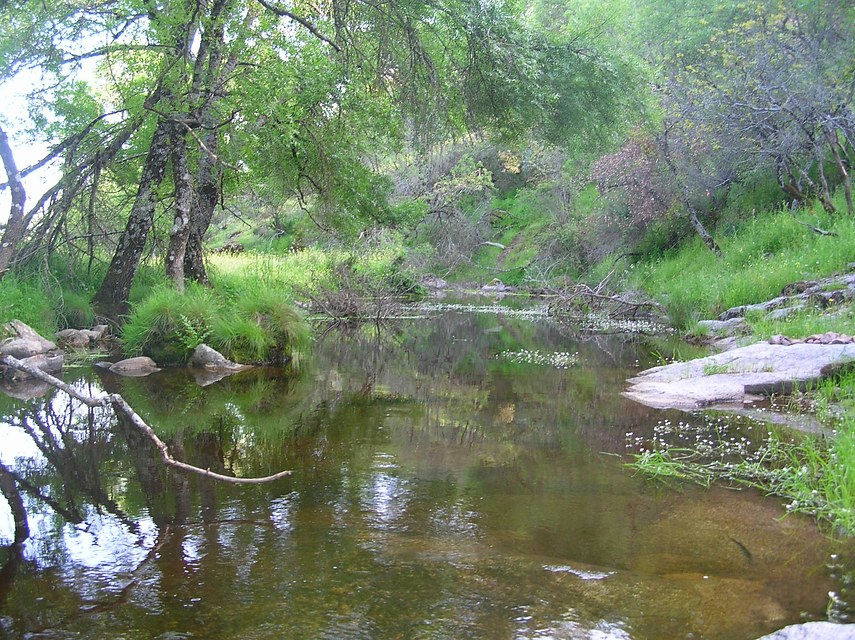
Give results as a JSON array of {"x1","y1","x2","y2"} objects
[
  {"x1": 122, "y1": 281, "x2": 310, "y2": 366},
  {"x1": 57, "y1": 289, "x2": 95, "y2": 330}
]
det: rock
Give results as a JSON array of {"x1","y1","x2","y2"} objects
[
  {"x1": 719, "y1": 296, "x2": 790, "y2": 321},
  {"x1": 3, "y1": 353, "x2": 64, "y2": 381},
  {"x1": 0, "y1": 320, "x2": 56, "y2": 358},
  {"x1": 781, "y1": 280, "x2": 815, "y2": 296},
  {"x1": 55, "y1": 325, "x2": 110, "y2": 350},
  {"x1": 764, "y1": 305, "x2": 805, "y2": 321},
  {"x1": 106, "y1": 356, "x2": 161, "y2": 377},
  {"x1": 482, "y1": 279, "x2": 507, "y2": 292},
  {"x1": 55, "y1": 329, "x2": 91, "y2": 349},
  {"x1": 711, "y1": 336, "x2": 739, "y2": 352},
  {"x1": 769, "y1": 332, "x2": 855, "y2": 346},
  {"x1": 189, "y1": 344, "x2": 251, "y2": 372},
  {"x1": 697, "y1": 317, "x2": 749, "y2": 337},
  {"x1": 624, "y1": 342, "x2": 855, "y2": 410},
  {"x1": 754, "y1": 622, "x2": 855, "y2": 639}
]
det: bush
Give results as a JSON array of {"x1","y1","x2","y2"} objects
[
  {"x1": 219, "y1": 290, "x2": 310, "y2": 365},
  {"x1": 58, "y1": 290, "x2": 95, "y2": 329}
]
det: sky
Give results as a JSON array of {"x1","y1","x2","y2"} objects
[{"x1": 0, "y1": 67, "x2": 60, "y2": 225}]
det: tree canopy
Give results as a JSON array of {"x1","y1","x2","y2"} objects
[{"x1": 0, "y1": 0, "x2": 640, "y2": 318}]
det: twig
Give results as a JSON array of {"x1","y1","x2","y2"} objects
[{"x1": 1, "y1": 356, "x2": 293, "y2": 484}]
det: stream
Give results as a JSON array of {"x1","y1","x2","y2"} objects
[{"x1": 0, "y1": 304, "x2": 852, "y2": 639}]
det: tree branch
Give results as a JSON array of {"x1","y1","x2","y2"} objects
[{"x1": 255, "y1": 0, "x2": 341, "y2": 52}]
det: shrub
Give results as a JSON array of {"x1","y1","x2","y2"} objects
[
  {"x1": 222, "y1": 290, "x2": 310, "y2": 365},
  {"x1": 122, "y1": 283, "x2": 310, "y2": 367}
]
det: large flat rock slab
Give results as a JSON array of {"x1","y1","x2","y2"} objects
[
  {"x1": 754, "y1": 622, "x2": 855, "y2": 640},
  {"x1": 624, "y1": 342, "x2": 855, "y2": 410}
]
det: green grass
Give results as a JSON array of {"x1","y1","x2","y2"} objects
[
  {"x1": 122, "y1": 281, "x2": 310, "y2": 366},
  {"x1": 627, "y1": 199, "x2": 855, "y2": 329},
  {"x1": 122, "y1": 285, "x2": 220, "y2": 364},
  {"x1": 749, "y1": 307, "x2": 855, "y2": 341},
  {"x1": 0, "y1": 274, "x2": 57, "y2": 337}
]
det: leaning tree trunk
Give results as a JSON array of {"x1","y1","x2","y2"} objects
[
  {"x1": 0, "y1": 126, "x2": 26, "y2": 280},
  {"x1": 687, "y1": 205, "x2": 723, "y2": 257},
  {"x1": 93, "y1": 120, "x2": 173, "y2": 321}
]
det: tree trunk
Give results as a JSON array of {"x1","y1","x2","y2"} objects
[
  {"x1": 165, "y1": 132, "x2": 193, "y2": 291},
  {"x1": 184, "y1": 131, "x2": 221, "y2": 285},
  {"x1": 93, "y1": 120, "x2": 173, "y2": 321},
  {"x1": 0, "y1": 126, "x2": 26, "y2": 280},
  {"x1": 827, "y1": 130, "x2": 853, "y2": 216}
]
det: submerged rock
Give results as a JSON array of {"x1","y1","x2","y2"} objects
[
  {"x1": 106, "y1": 356, "x2": 161, "y2": 377},
  {"x1": 624, "y1": 341, "x2": 855, "y2": 410},
  {"x1": 755, "y1": 622, "x2": 855, "y2": 639}
]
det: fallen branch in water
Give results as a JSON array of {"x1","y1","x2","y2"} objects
[{"x1": 1, "y1": 355, "x2": 293, "y2": 484}]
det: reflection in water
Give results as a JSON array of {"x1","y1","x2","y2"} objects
[{"x1": 0, "y1": 308, "x2": 851, "y2": 639}]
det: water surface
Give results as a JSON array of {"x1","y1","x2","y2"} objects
[{"x1": 0, "y1": 307, "x2": 848, "y2": 639}]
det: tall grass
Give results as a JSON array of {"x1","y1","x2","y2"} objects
[
  {"x1": 122, "y1": 285, "x2": 220, "y2": 364},
  {"x1": 0, "y1": 274, "x2": 57, "y2": 336},
  {"x1": 122, "y1": 280, "x2": 310, "y2": 366},
  {"x1": 628, "y1": 201, "x2": 855, "y2": 328}
]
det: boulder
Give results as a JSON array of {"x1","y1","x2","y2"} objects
[
  {"x1": 754, "y1": 622, "x2": 855, "y2": 640},
  {"x1": 106, "y1": 356, "x2": 161, "y2": 377},
  {"x1": 189, "y1": 344, "x2": 251, "y2": 372},
  {"x1": 421, "y1": 275, "x2": 449, "y2": 290},
  {"x1": 624, "y1": 341, "x2": 855, "y2": 410},
  {"x1": 719, "y1": 296, "x2": 790, "y2": 321},
  {"x1": 0, "y1": 320, "x2": 56, "y2": 358}
]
